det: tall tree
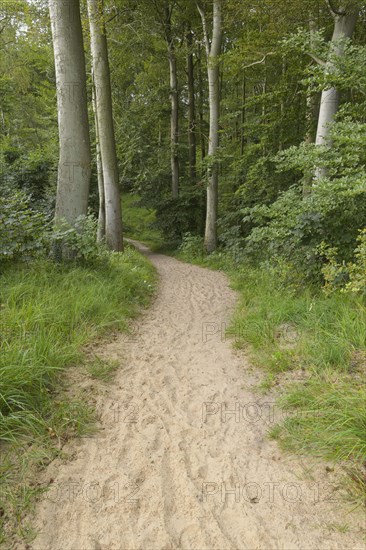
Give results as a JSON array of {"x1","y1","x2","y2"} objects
[
  {"x1": 187, "y1": 29, "x2": 197, "y2": 183},
  {"x1": 315, "y1": 1, "x2": 358, "y2": 179},
  {"x1": 198, "y1": 0, "x2": 222, "y2": 252},
  {"x1": 91, "y1": 71, "x2": 106, "y2": 242},
  {"x1": 49, "y1": 0, "x2": 91, "y2": 255},
  {"x1": 163, "y1": 1, "x2": 180, "y2": 197},
  {"x1": 87, "y1": 0, "x2": 123, "y2": 251}
]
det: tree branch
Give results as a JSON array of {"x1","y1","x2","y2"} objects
[
  {"x1": 106, "y1": 12, "x2": 119, "y2": 24},
  {"x1": 325, "y1": 0, "x2": 346, "y2": 17},
  {"x1": 242, "y1": 52, "x2": 274, "y2": 70},
  {"x1": 306, "y1": 52, "x2": 326, "y2": 66},
  {"x1": 197, "y1": 2, "x2": 210, "y2": 57}
]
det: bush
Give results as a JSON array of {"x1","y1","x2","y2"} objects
[
  {"x1": 154, "y1": 189, "x2": 205, "y2": 245},
  {"x1": 51, "y1": 214, "x2": 107, "y2": 264},
  {"x1": 243, "y1": 178, "x2": 366, "y2": 285},
  {"x1": 0, "y1": 189, "x2": 49, "y2": 264},
  {"x1": 321, "y1": 229, "x2": 366, "y2": 295},
  {"x1": 178, "y1": 233, "x2": 205, "y2": 259},
  {"x1": 0, "y1": 191, "x2": 106, "y2": 266}
]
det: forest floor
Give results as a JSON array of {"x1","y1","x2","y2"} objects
[{"x1": 24, "y1": 242, "x2": 365, "y2": 550}]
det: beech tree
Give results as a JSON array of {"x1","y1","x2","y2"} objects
[
  {"x1": 91, "y1": 72, "x2": 106, "y2": 242},
  {"x1": 49, "y1": 0, "x2": 91, "y2": 255},
  {"x1": 187, "y1": 29, "x2": 197, "y2": 183},
  {"x1": 87, "y1": 0, "x2": 123, "y2": 251},
  {"x1": 197, "y1": 0, "x2": 222, "y2": 252},
  {"x1": 314, "y1": 1, "x2": 359, "y2": 179},
  {"x1": 165, "y1": 2, "x2": 180, "y2": 197},
  {"x1": 149, "y1": 0, "x2": 180, "y2": 198}
]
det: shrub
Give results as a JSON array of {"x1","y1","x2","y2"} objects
[
  {"x1": 154, "y1": 189, "x2": 205, "y2": 245},
  {"x1": 178, "y1": 233, "x2": 205, "y2": 259},
  {"x1": 51, "y1": 214, "x2": 107, "y2": 265},
  {"x1": 243, "y1": 178, "x2": 366, "y2": 285},
  {"x1": 321, "y1": 229, "x2": 366, "y2": 295},
  {"x1": 0, "y1": 189, "x2": 49, "y2": 264}
]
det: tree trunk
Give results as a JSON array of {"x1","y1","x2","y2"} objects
[
  {"x1": 197, "y1": 43, "x2": 206, "y2": 167},
  {"x1": 87, "y1": 0, "x2": 123, "y2": 251},
  {"x1": 49, "y1": 0, "x2": 91, "y2": 257},
  {"x1": 305, "y1": 15, "x2": 318, "y2": 146},
  {"x1": 315, "y1": 5, "x2": 358, "y2": 180},
  {"x1": 240, "y1": 71, "x2": 246, "y2": 156},
  {"x1": 303, "y1": 15, "x2": 318, "y2": 196},
  {"x1": 169, "y1": 46, "x2": 180, "y2": 197},
  {"x1": 165, "y1": 5, "x2": 179, "y2": 198},
  {"x1": 187, "y1": 30, "x2": 197, "y2": 183},
  {"x1": 91, "y1": 73, "x2": 106, "y2": 242},
  {"x1": 198, "y1": 0, "x2": 222, "y2": 253}
]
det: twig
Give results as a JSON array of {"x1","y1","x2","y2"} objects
[
  {"x1": 306, "y1": 52, "x2": 326, "y2": 66},
  {"x1": 242, "y1": 52, "x2": 274, "y2": 70}
]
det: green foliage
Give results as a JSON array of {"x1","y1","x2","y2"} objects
[
  {"x1": 0, "y1": 149, "x2": 56, "y2": 206},
  {"x1": 52, "y1": 214, "x2": 107, "y2": 264},
  {"x1": 0, "y1": 193, "x2": 109, "y2": 267},
  {"x1": 236, "y1": 115, "x2": 366, "y2": 284},
  {"x1": 321, "y1": 229, "x2": 366, "y2": 295},
  {"x1": 0, "y1": 190, "x2": 49, "y2": 264},
  {"x1": 273, "y1": 372, "x2": 366, "y2": 466},
  {"x1": 122, "y1": 193, "x2": 162, "y2": 247},
  {"x1": 154, "y1": 189, "x2": 205, "y2": 245},
  {"x1": 178, "y1": 232, "x2": 205, "y2": 259},
  {"x1": 243, "y1": 178, "x2": 366, "y2": 284}
]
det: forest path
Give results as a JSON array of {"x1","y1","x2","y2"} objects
[{"x1": 29, "y1": 242, "x2": 364, "y2": 550}]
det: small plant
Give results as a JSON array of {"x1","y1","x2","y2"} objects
[
  {"x1": 85, "y1": 357, "x2": 120, "y2": 382},
  {"x1": 178, "y1": 233, "x2": 205, "y2": 260}
]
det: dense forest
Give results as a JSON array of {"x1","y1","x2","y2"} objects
[
  {"x1": 0, "y1": 0, "x2": 365, "y2": 547},
  {"x1": 1, "y1": 0, "x2": 366, "y2": 281}
]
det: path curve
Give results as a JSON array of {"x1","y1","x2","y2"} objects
[{"x1": 29, "y1": 243, "x2": 365, "y2": 550}]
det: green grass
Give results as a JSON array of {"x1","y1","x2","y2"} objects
[
  {"x1": 122, "y1": 193, "x2": 163, "y2": 248},
  {"x1": 85, "y1": 356, "x2": 120, "y2": 382},
  {"x1": 176, "y1": 244, "x2": 366, "y2": 505},
  {"x1": 0, "y1": 246, "x2": 156, "y2": 543}
]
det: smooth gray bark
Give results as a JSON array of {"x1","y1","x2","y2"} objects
[
  {"x1": 197, "y1": 43, "x2": 206, "y2": 166},
  {"x1": 240, "y1": 71, "x2": 246, "y2": 156},
  {"x1": 91, "y1": 73, "x2": 106, "y2": 242},
  {"x1": 315, "y1": 4, "x2": 358, "y2": 179},
  {"x1": 165, "y1": 5, "x2": 179, "y2": 198},
  {"x1": 49, "y1": 0, "x2": 91, "y2": 248},
  {"x1": 87, "y1": 0, "x2": 123, "y2": 251},
  {"x1": 187, "y1": 30, "x2": 197, "y2": 183},
  {"x1": 198, "y1": 0, "x2": 222, "y2": 253}
]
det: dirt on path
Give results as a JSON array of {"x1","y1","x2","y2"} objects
[{"x1": 28, "y1": 243, "x2": 365, "y2": 550}]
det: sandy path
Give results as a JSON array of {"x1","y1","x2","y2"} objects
[{"x1": 29, "y1": 243, "x2": 365, "y2": 550}]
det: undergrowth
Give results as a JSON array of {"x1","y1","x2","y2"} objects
[{"x1": 122, "y1": 194, "x2": 163, "y2": 248}]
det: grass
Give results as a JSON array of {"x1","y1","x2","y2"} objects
[
  {"x1": 85, "y1": 357, "x2": 120, "y2": 382},
  {"x1": 0, "y1": 245, "x2": 156, "y2": 543},
  {"x1": 176, "y1": 243, "x2": 366, "y2": 505},
  {"x1": 122, "y1": 193, "x2": 163, "y2": 248}
]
